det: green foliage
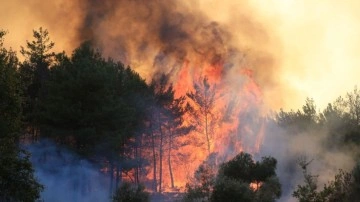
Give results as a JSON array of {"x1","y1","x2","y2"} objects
[
  {"x1": 0, "y1": 30, "x2": 43, "y2": 202},
  {"x1": 0, "y1": 147, "x2": 44, "y2": 202},
  {"x1": 0, "y1": 31, "x2": 20, "y2": 137},
  {"x1": 211, "y1": 176, "x2": 253, "y2": 202},
  {"x1": 276, "y1": 98, "x2": 319, "y2": 134},
  {"x1": 112, "y1": 182, "x2": 149, "y2": 202},
  {"x1": 40, "y1": 42, "x2": 147, "y2": 157},
  {"x1": 184, "y1": 152, "x2": 281, "y2": 202},
  {"x1": 183, "y1": 159, "x2": 216, "y2": 201},
  {"x1": 292, "y1": 164, "x2": 321, "y2": 202},
  {"x1": 219, "y1": 152, "x2": 254, "y2": 183},
  {"x1": 217, "y1": 152, "x2": 281, "y2": 202},
  {"x1": 255, "y1": 176, "x2": 282, "y2": 202},
  {"x1": 277, "y1": 89, "x2": 360, "y2": 149},
  {"x1": 20, "y1": 27, "x2": 55, "y2": 65}
]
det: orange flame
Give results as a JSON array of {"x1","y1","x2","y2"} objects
[{"x1": 151, "y1": 60, "x2": 266, "y2": 191}]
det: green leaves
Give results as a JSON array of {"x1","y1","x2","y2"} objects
[
  {"x1": 112, "y1": 182, "x2": 149, "y2": 202},
  {"x1": 20, "y1": 27, "x2": 55, "y2": 65},
  {"x1": 40, "y1": 41, "x2": 148, "y2": 160},
  {"x1": 184, "y1": 152, "x2": 281, "y2": 202}
]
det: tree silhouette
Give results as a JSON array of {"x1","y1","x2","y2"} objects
[{"x1": 19, "y1": 27, "x2": 55, "y2": 140}]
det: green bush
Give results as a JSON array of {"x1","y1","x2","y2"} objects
[{"x1": 112, "y1": 182, "x2": 149, "y2": 202}]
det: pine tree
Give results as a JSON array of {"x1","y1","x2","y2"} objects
[{"x1": 19, "y1": 27, "x2": 55, "y2": 140}]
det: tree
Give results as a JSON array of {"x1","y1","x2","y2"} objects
[
  {"x1": 293, "y1": 159, "x2": 360, "y2": 202},
  {"x1": 166, "y1": 94, "x2": 192, "y2": 189},
  {"x1": 276, "y1": 98, "x2": 319, "y2": 135},
  {"x1": 186, "y1": 76, "x2": 218, "y2": 154},
  {"x1": 292, "y1": 159, "x2": 322, "y2": 202},
  {"x1": 214, "y1": 152, "x2": 281, "y2": 202},
  {"x1": 211, "y1": 176, "x2": 254, "y2": 202},
  {"x1": 19, "y1": 27, "x2": 55, "y2": 140},
  {"x1": 146, "y1": 74, "x2": 192, "y2": 192},
  {"x1": 149, "y1": 75, "x2": 173, "y2": 192},
  {"x1": 183, "y1": 154, "x2": 217, "y2": 202},
  {"x1": 184, "y1": 152, "x2": 281, "y2": 202},
  {"x1": 0, "y1": 30, "x2": 43, "y2": 201}
]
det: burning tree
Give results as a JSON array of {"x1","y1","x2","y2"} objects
[
  {"x1": 146, "y1": 74, "x2": 192, "y2": 192},
  {"x1": 186, "y1": 76, "x2": 218, "y2": 154}
]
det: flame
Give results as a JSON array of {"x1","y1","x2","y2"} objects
[{"x1": 150, "y1": 59, "x2": 266, "y2": 191}]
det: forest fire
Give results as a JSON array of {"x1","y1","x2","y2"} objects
[
  {"x1": 143, "y1": 57, "x2": 266, "y2": 191},
  {"x1": 4, "y1": 1, "x2": 360, "y2": 201}
]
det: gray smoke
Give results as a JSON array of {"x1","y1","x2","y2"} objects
[
  {"x1": 25, "y1": 140, "x2": 110, "y2": 202},
  {"x1": 259, "y1": 117, "x2": 355, "y2": 202}
]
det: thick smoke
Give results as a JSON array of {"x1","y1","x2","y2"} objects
[
  {"x1": 2, "y1": 1, "x2": 360, "y2": 109},
  {"x1": 0, "y1": 0, "x2": 276, "y2": 102},
  {"x1": 26, "y1": 140, "x2": 109, "y2": 202},
  {"x1": 260, "y1": 117, "x2": 356, "y2": 202},
  {"x1": 77, "y1": 0, "x2": 236, "y2": 83}
]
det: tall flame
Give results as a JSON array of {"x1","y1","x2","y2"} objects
[{"x1": 153, "y1": 58, "x2": 266, "y2": 190}]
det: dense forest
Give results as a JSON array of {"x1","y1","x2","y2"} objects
[{"x1": 1, "y1": 27, "x2": 360, "y2": 202}]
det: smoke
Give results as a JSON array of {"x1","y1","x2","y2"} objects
[
  {"x1": 25, "y1": 140, "x2": 110, "y2": 202},
  {"x1": 0, "y1": 0, "x2": 277, "y2": 107},
  {"x1": 2, "y1": 1, "x2": 360, "y2": 110},
  {"x1": 260, "y1": 118, "x2": 356, "y2": 202}
]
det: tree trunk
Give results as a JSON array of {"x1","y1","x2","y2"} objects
[
  {"x1": 136, "y1": 134, "x2": 143, "y2": 184},
  {"x1": 158, "y1": 112, "x2": 164, "y2": 193},
  {"x1": 115, "y1": 163, "x2": 121, "y2": 190},
  {"x1": 134, "y1": 143, "x2": 139, "y2": 184},
  {"x1": 151, "y1": 128, "x2": 158, "y2": 192},
  {"x1": 168, "y1": 129, "x2": 175, "y2": 188},
  {"x1": 205, "y1": 112, "x2": 211, "y2": 154},
  {"x1": 159, "y1": 132, "x2": 163, "y2": 193},
  {"x1": 109, "y1": 159, "x2": 114, "y2": 196}
]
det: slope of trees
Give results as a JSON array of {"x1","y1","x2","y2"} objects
[
  {"x1": 276, "y1": 90, "x2": 360, "y2": 202},
  {"x1": 4, "y1": 26, "x2": 360, "y2": 202}
]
